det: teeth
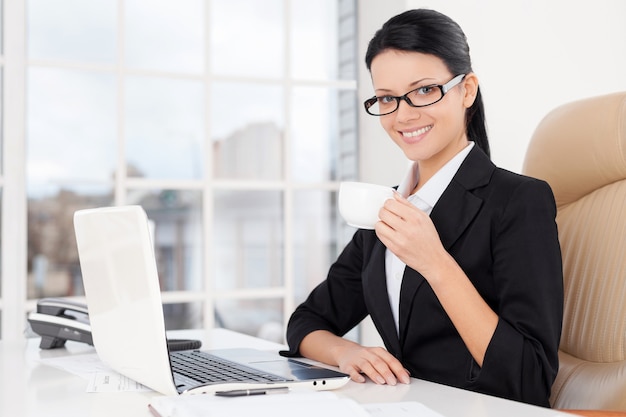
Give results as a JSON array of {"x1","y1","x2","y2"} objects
[{"x1": 402, "y1": 125, "x2": 432, "y2": 138}]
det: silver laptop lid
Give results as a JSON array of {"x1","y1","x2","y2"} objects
[{"x1": 74, "y1": 205, "x2": 179, "y2": 395}]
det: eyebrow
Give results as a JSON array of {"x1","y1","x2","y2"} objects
[{"x1": 374, "y1": 77, "x2": 438, "y2": 94}]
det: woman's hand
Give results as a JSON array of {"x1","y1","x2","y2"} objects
[
  {"x1": 299, "y1": 330, "x2": 410, "y2": 385},
  {"x1": 334, "y1": 343, "x2": 411, "y2": 385},
  {"x1": 375, "y1": 193, "x2": 449, "y2": 279}
]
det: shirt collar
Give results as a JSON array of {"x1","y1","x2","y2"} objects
[{"x1": 397, "y1": 142, "x2": 475, "y2": 211}]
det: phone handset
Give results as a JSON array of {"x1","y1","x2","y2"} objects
[
  {"x1": 28, "y1": 297, "x2": 202, "y2": 351},
  {"x1": 28, "y1": 298, "x2": 93, "y2": 349}
]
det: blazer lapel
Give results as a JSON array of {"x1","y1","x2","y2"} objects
[
  {"x1": 398, "y1": 267, "x2": 425, "y2": 343},
  {"x1": 362, "y1": 237, "x2": 402, "y2": 356},
  {"x1": 431, "y1": 146, "x2": 493, "y2": 250}
]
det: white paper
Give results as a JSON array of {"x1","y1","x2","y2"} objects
[
  {"x1": 149, "y1": 391, "x2": 369, "y2": 417},
  {"x1": 86, "y1": 370, "x2": 151, "y2": 392},
  {"x1": 38, "y1": 353, "x2": 151, "y2": 392},
  {"x1": 38, "y1": 353, "x2": 108, "y2": 379}
]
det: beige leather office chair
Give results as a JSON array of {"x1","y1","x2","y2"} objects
[{"x1": 523, "y1": 92, "x2": 626, "y2": 415}]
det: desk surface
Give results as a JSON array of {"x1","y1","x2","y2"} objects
[{"x1": 1, "y1": 329, "x2": 571, "y2": 417}]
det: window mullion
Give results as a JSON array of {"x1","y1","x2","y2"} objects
[
  {"x1": 1, "y1": 0, "x2": 28, "y2": 341},
  {"x1": 202, "y1": 0, "x2": 215, "y2": 332},
  {"x1": 282, "y1": 0, "x2": 295, "y2": 336},
  {"x1": 115, "y1": 0, "x2": 126, "y2": 206}
]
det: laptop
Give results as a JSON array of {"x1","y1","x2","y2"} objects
[{"x1": 73, "y1": 205, "x2": 349, "y2": 396}]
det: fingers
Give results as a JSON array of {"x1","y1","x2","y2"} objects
[
  {"x1": 366, "y1": 348, "x2": 411, "y2": 385},
  {"x1": 341, "y1": 347, "x2": 411, "y2": 385},
  {"x1": 348, "y1": 369, "x2": 366, "y2": 383},
  {"x1": 379, "y1": 194, "x2": 425, "y2": 229}
]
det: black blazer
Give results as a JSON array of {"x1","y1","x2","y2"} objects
[{"x1": 284, "y1": 146, "x2": 563, "y2": 407}]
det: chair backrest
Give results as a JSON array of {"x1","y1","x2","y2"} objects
[{"x1": 522, "y1": 92, "x2": 626, "y2": 410}]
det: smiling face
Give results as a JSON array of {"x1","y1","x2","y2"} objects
[{"x1": 370, "y1": 49, "x2": 478, "y2": 176}]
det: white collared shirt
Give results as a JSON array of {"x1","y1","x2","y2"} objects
[{"x1": 385, "y1": 142, "x2": 475, "y2": 334}]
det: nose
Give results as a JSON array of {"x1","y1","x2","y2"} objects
[{"x1": 395, "y1": 98, "x2": 420, "y2": 121}]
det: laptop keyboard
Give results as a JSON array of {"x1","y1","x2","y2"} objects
[{"x1": 170, "y1": 350, "x2": 290, "y2": 384}]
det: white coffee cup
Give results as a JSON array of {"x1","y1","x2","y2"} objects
[{"x1": 338, "y1": 181, "x2": 395, "y2": 229}]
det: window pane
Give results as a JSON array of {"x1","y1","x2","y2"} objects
[
  {"x1": 291, "y1": 0, "x2": 356, "y2": 80},
  {"x1": 26, "y1": 188, "x2": 202, "y2": 299},
  {"x1": 164, "y1": 302, "x2": 204, "y2": 331},
  {"x1": 210, "y1": 0, "x2": 284, "y2": 78},
  {"x1": 27, "y1": 68, "x2": 117, "y2": 194},
  {"x1": 125, "y1": 0, "x2": 204, "y2": 73},
  {"x1": 0, "y1": 69, "x2": 3, "y2": 172},
  {"x1": 125, "y1": 76, "x2": 205, "y2": 180},
  {"x1": 293, "y1": 190, "x2": 342, "y2": 304},
  {"x1": 27, "y1": 187, "x2": 114, "y2": 298},
  {"x1": 128, "y1": 190, "x2": 204, "y2": 292},
  {"x1": 216, "y1": 298, "x2": 283, "y2": 342},
  {"x1": 292, "y1": 87, "x2": 333, "y2": 182},
  {"x1": 27, "y1": 0, "x2": 116, "y2": 63},
  {"x1": 211, "y1": 82, "x2": 283, "y2": 180},
  {"x1": 291, "y1": 87, "x2": 357, "y2": 182},
  {"x1": 0, "y1": 191, "x2": 2, "y2": 298},
  {"x1": 213, "y1": 190, "x2": 283, "y2": 290},
  {"x1": 0, "y1": 1, "x2": 3, "y2": 55},
  {"x1": 290, "y1": 0, "x2": 338, "y2": 80},
  {"x1": 292, "y1": 87, "x2": 358, "y2": 182}
]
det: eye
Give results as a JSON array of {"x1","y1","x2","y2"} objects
[
  {"x1": 377, "y1": 95, "x2": 396, "y2": 104},
  {"x1": 416, "y1": 85, "x2": 436, "y2": 95}
]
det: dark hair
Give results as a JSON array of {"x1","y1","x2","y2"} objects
[{"x1": 365, "y1": 9, "x2": 490, "y2": 158}]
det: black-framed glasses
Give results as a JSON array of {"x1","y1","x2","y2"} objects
[{"x1": 363, "y1": 74, "x2": 466, "y2": 116}]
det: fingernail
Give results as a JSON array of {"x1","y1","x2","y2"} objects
[{"x1": 376, "y1": 376, "x2": 386, "y2": 384}]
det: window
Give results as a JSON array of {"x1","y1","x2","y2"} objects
[{"x1": 0, "y1": 0, "x2": 358, "y2": 341}]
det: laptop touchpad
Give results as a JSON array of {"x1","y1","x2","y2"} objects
[{"x1": 250, "y1": 358, "x2": 345, "y2": 379}]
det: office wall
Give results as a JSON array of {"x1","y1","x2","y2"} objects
[{"x1": 358, "y1": 0, "x2": 626, "y2": 183}]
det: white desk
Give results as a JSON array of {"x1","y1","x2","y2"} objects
[{"x1": 1, "y1": 329, "x2": 572, "y2": 417}]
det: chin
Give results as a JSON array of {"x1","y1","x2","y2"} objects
[{"x1": 401, "y1": 147, "x2": 436, "y2": 163}]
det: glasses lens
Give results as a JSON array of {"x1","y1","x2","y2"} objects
[
  {"x1": 406, "y1": 86, "x2": 444, "y2": 107},
  {"x1": 366, "y1": 97, "x2": 397, "y2": 116}
]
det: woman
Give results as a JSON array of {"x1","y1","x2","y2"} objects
[{"x1": 283, "y1": 9, "x2": 563, "y2": 407}]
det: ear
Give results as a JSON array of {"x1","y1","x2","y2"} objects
[{"x1": 462, "y1": 73, "x2": 479, "y2": 108}]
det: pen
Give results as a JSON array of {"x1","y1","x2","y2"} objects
[{"x1": 215, "y1": 387, "x2": 290, "y2": 397}]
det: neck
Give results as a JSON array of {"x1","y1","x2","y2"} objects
[{"x1": 413, "y1": 139, "x2": 469, "y2": 192}]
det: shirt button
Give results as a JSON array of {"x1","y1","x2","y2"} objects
[{"x1": 395, "y1": 272, "x2": 402, "y2": 280}]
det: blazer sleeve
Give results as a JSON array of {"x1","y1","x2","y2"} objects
[
  {"x1": 282, "y1": 229, "x2": 371, "y2": 357},
  {"x1": 469, "y1": 178, "x2": 563, "y2": 406}
]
